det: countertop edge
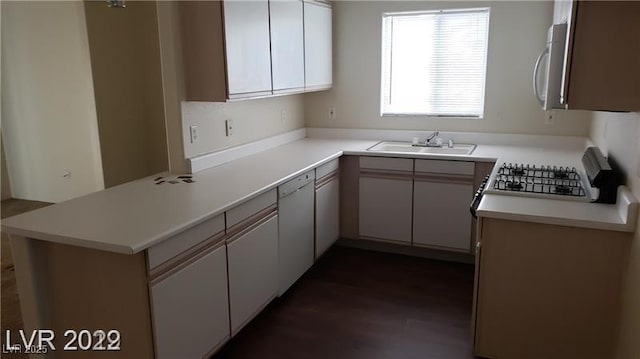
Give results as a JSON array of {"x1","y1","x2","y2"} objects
[
  {"x1": 131, "y1": 151, "x2": 345, "y2": 253},
  {"x1": 3, "y1": 136, "x2": 637, "y2": 254},
  {"x1": 476, "y1": 210, "x2": 634, "y2": 233},
  {"x1": 1, "y1": 150, "x2": 346, "y2": 254},
  {"x1": 1, "y1": 226, "x2": 135, "y2": 254},
  {"x1": 476, "y1": 187, "x2": 638, "y2": 233}
]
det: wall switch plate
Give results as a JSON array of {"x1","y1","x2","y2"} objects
[
  {"x1": 225, "y1": 119, "x2": 233, "y2": 137},
  {"x1": 328, "y1": 107, "x2": 336, "y2": 120},
  {"x1": 189, "y1": 125, "x2": 199, "y2": 143}
]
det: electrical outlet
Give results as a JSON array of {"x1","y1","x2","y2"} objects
[
  {"x1": 189, "y1": 125, "x2": 199, "y2": 143},
  {"x1": 328, "y1": 107, "x2": 336, "y2": 120},
  {"x1": 225, "y1": 119, "x2": 234, "y2": 137},
  {"x1": 281, "y1": 110, "x2": 287, "y2": 125},
  {"x1": 545, "y1": 112, "x2": 555, "y2": 125}
]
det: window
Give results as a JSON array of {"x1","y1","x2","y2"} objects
[{"x1": 381, "y1": 8, "x2": 490, "y2": 117}]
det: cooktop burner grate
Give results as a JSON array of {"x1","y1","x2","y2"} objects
[{"x1": 492, "y1": 163, "x2": 587, "y2": 197}]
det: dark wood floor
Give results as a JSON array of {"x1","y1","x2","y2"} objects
[
  {"x1": 215, "y1": 246, "x2": 476, "y2": 359},
  {"x1": 1, "y1": 199, "x2": 476, "y2": 358}
]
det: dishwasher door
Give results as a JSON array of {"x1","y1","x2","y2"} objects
[{"x1": 278, "y1": 172, "x2": 315, "y2": 295}]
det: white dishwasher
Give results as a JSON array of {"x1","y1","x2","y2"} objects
[{"x1": 278, "y1": 170, "x2": 315, "y2": 295}]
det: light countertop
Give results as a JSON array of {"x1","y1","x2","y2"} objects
[
  {"x1": 1, "y1": 139, "x2": 373, "y2": 254},
  {"x1": 2, "y1": 135, "x2": 637, "y2": 254}
]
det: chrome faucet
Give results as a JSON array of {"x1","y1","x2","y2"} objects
[{"x1": 424, "y1": 131, "x2": 441, "y2": 147}]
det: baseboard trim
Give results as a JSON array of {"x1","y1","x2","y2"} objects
[{"x1": 336, "y1": 238, "x2": 474, "y2": 264}]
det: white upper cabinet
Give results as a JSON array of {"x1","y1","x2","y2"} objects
[
  {"x1": 223, "y1": 0, "x2": 273, "y2": 98},
  {"x1": 270, "y1": 0, "x2": 305, "y2": 93},
  {"x1": 554, "y1": 0, "x2": 640, "y2": 111},
  {"x1": 304, "y1": 1, "x2": 333, "y2": 91},
  {"x1": 180, "y1": 0, "x2": 332, "y2": 102}
]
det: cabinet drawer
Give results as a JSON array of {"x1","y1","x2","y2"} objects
[
  {"x1": 316, "y1": 158, "x2": 339, "y2": 179},
  {"x1": 360, "y1": 156, "x2": 413, "y2": 172},
  {"x1": 226, "y1": 189, "x2": 277, "y2": 229},
  {"x1": 147, "y1": 214, "x2": 225, "y2": 270},
  {"x1": 415, "y1": 159, "x2": 474, "y2": 176}
]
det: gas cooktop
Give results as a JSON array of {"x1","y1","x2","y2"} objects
[
  {"x1": 485, "y1": 163, "x2": 594, "y2": 201},
  {"x1": 473, "y1": 147, "x2": 620, "y2": 215}
]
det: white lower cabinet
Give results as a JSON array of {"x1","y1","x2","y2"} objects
[
  {"x1": 413, "y1": 159, "x2": 475, "y2": 251},
  {"x1": 315, "y1": 177, "x2": 339, "y2": 258},
  {"x1": 150, "y1": 243, "x2": 230, "y2": 359},
  {"x1": 413, "y1": 181, "x2": 473, "y2": 250},
  {"x1": 359, "y1": 176, "x2": 413, "y2": 243},
  {"x1": 227, "y1": 214, "x2": 279, "y2": 335},
  {"x1": 357, "y1": 157, "x2": 476, "y2": 250},
  {"x1": 359, "y1": 157, "x2": 414, "y2": 243}
]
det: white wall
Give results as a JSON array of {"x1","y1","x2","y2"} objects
[
  {"x1": 1, "y1": 1, "x2": 104, "y2": 203},
  {"x1": 182, "y1": 96, "x2": 305, "y2": 158},
  {"x1": 590, "y1": 111, "x2": 640, "y2": 359},
  {"x1": 304, "y1": 0, "x2": 591, "y2": 136}
]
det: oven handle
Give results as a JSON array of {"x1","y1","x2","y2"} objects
[{"x1": 470, "y1": 174, "x2": 491, "y2": 219}]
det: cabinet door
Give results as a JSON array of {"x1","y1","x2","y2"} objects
[
  {"x1": 227, "y1": 215, "x2": 278, "y2": 335},
  {"x1": 270, "y1": 0, "x2": 304, "y2": 93},
  {"x1": 359, "y1": 177, "x2": 413, "y2": 243},
  {"x1": 304, "y1": 2, "x2": 332, "y2": 90},
  {"x1": 150, "y1": 244, "x2": 229, "y2": 359},
  {"x1": 564, "y1": 1, "x2": 640, "y2": 111},
  {"x1": 315, "y1": 178, "x2": 339, "y2": 258},
  {"x1": 413, "y1": 180, "x2": 473, "y2": 251},
  {"x1": 223, "y1": 0, "x2": 272, "y2": 97}
]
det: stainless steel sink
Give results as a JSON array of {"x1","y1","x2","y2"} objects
[{"x1": 367, "y1": 141, "x2": 476, "y2": 155}]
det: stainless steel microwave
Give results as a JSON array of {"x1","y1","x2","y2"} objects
[{"x1": 533, "y1": 23, "x2": 568, "y2": 111}]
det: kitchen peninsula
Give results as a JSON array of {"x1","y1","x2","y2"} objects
[{"x1": 2, "y1": 130, "x2": 637, "y2": 358}]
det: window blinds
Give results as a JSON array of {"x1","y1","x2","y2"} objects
[{"x1": 381, "y1": 8, "x2": 490, "y2": 117}]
